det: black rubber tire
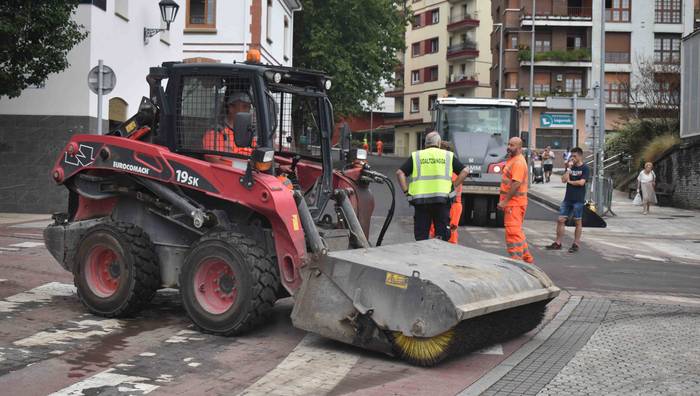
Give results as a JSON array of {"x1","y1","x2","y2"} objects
[
  {"x1": 74, "y1": 222, "x2": 160, "y2": 317},
  {"x1": 180, "y1": 231, "x2": 279, "y2": 336},
  {"x1": 472, "y1": 197, "x2": 489, "y2": 227}
]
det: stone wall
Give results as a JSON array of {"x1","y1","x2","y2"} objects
[
  {"x1": 654, "y1": 135, "x2": 700, "y2": 210},
  {"x1": 0, "y1": 115, "x2": 101, "y2": 213}
]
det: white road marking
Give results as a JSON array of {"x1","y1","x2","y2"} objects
[
  {"x1": 590, "y1": 239, "x2": 633, "y2": 251},
  {"x1": 14, "y1": 319, "x2": 122, "y2": 347},
  {"x1": 10, "y1": 233, "x2": 43, "y2": 237},
  {"x1": 0, "y1": 278, "x2": 7, "y2": 282},
  {"x1": 139, "y1": 352, "x2": 157, "y2": 357},
  {"x1": 0, "y1": 282, "x2": 75, "y2": 313},
  {"x1": 634, "y1": 254, "x2": 668, "y2": 262},
  {"x1": 477, "y1": 344, "x2": 504, "y2": 355},
  {"x1": 164, "y1": 329, "x2": 205, "y2": 343},
  {"x1": 642, "y1": 241, "x2": 700, "y2": 262},
  {"x1": 240, "y1": 334, "x2": 359, "y2": 396},
  {"x1": 187, "y1": 362, "x2": 201, "y2": 367},
  {"x1": 9, "y1": 241, "x2": 45, "y2": 248},
  {"x1": 0, "y1": 247, "x2": 20, "y2": 252},
  {"x1": 48, "y1": 369, "x2": 158, "y2": 395}
]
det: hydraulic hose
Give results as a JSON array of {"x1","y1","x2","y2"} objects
[{"x1": 361, "y1": 169, "x2": 395, "y2": 247}]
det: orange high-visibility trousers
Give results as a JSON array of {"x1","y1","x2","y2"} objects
[
  {"x1": 429, "y1": 201, "x2": 462, "y2": 244},
  {"x1": 504, "y1": 205, "x2": 534, "y2": 263}
]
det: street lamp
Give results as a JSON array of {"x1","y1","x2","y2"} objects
[
  {"x1": 493, "y1": 23, "x2": 504, "y2": 99},
  {"x1": 144, "y1": 0, "x2": 180, "y2": 45}
]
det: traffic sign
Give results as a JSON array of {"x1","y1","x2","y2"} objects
[
  {"x1": 546, "y1": 96, "x2": 596, "y2": 110},
  {"x1": 87, "y1": 64, "x2": 116, "y2": 95}
]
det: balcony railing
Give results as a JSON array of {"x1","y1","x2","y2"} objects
[
  {"x1": 447, "y1": 41, "x2": 478, "y2": 59},
  {"x1": 518, "y1": 48, "x2": 592, "y2": 62},
  {"x1": 446, "y1": 74, "x2": 478, "y2": 89},
  {"x1": 605, "y1": 51, "x2": 630, "y2": 64},
  {"x1": 384, "y1": 86, "x2": 404, "y2": 97},
  {"x1": 447, "y1": 12, "x2": 480, "y2": 31},
  {"x1": 521, "y1": 7, "x2": 592, "y2": 20}
]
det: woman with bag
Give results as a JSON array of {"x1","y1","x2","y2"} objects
[{"x1": 637, "y1": 162, "x2": 657, "y2": 215}]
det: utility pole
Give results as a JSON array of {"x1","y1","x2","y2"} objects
[
  {"x1": 97, "y1": 59, "x2": 104, "y2": 135},
  {"x1": 596, "y1": 1, "x2": 607, "y2": 215},
  {"x1": 494, "y1": 23, "x2": 504, "y2": 98},
  {"x1": 528, "y1": 0, "x2": 536, "y2": 150}
]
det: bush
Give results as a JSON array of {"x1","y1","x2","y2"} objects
[{"x1": 641, "y1": 134, "x2": 680, "y2": 163}]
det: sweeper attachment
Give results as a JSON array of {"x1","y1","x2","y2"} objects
[{"x1": 44, "y1": 59, "x2": 560, "y2": 367}]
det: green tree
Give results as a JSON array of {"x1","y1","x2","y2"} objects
[
  {"x1": 293, "y1": 0, "x2": 408, "y2": 117},
  {"x1": 0, "y1": 0, "x2": 87, "y2": 98}
]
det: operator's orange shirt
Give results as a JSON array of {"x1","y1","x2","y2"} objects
[
  {"x1": 499, "y1": 154, "x2": 528, "y2": 207},
  {"x1": 202, "y1": 127, "x2": 254, "y2": 156}
]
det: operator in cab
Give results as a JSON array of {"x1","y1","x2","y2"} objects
[
  {"x1": 396, "y1": 131, "x2": 469, "y2": 242},
  {"x1": 202, "y1": 91, "x2": 255, "y2": 155}
]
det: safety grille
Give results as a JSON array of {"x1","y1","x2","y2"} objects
[{"x1": 175, "y1": 75, "x2": 257, "y2": 154}]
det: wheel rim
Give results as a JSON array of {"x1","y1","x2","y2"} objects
[
  {"x1": 193, "y1": 257, "x2": 238, "y2": 315},
  {"x1": 85, "y1": 245, "x2": 121, "y2": 298}
]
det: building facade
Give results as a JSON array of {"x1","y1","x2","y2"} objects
[
  {"x1": 491, "y1": 0, "x2": 695, "y2": 153},
  {"x1": 0, "y1": 0, "x2": 300, "y2": 213},
  {"x1": 182, "y1": 0, "x2": 301, "y2": 65},
  {"x1": 388, "y1": 0, "x2": 494, "y2": 157}
]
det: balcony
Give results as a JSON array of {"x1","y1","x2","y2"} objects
[
  {"x1": 521, "y1": 7, "x2": 593, "y2": 26},
  {"x1": 384, "y1": 86, "x2": 404, "y2": 98},
  {"x1": 605, "y1": 51, "x2": 630, "y2": 64},
  {"x1": 518, "y1": 48, "x2": 592, "y2": 67},
  {"x1": 447, "y1": 12, "x2": 479, "y2": 32},
  {"x1": 447, "y1": 41, "x2": 479, "y2": 60},
  {"x1": 446, "y1": 74, "x2": 478, "y2": 90}
]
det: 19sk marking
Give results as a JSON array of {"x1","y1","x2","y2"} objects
[{"x1": 175, "y1": 170, "x2": 199, "y2": 187}]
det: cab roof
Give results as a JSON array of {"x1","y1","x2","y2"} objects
[{"x1": 437, "y1": 97, "x2": 517, "y2": 107}]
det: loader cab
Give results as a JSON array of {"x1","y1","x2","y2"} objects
[{"x1": 147, "y1": 61, "x2": 336, "y2": 215}]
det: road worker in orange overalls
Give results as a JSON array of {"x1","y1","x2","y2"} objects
[
  {"x1": 376, "y1": 139, "x2": 384, "y2": 156},
  {"x1": 429, "y1": 141, "x2": 462, "y2": 244},
  {"x1": 202, "y1": 91, "x2": 255, "y2": 155},
  {"x1": 362, "y1": 138, "x2": 369, "y2": 152},
  {"x1": 497, "y1": 137, "x2": 534, "y2": 263}
]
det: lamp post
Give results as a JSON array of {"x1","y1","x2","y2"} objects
[
  {"x1": 144, "y1": 0, "x2": 180, "y2": 45},
  {"x1": 493, "y1": 23, "x2": 504, "y2": 98}
]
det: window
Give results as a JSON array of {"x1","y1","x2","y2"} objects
[
  {"x1": 411, "y1": 70, "x2": 421, "y2": 84},
  {"x1": 605, "y1": 0, "x2": 631, "y2": 23},
  {"x1": 412, "y1": 42, "x2": 421, "y2": 57},
  {"x1": 567, "y1": 35, "x2": 584, "y2": 50},
  {"x1": 605, "y1": 32, "x2": 631, "y2": 63},
  {"x1": 605, "y1": 73, "x2": 630, "y2": 104},
  {"x1": 565, "y1": 74, "x2": 583, "y2": 94},
  {"x1": 283, "y1": 16, "x2": 289, "y2": 60},
  {"x1": 507, "y1": 73, "x2": 518, "y2": 89},
  {"x1": 266, "y1": 0, "x2": 273, "y2": 43},
  {"x1": 413, "y1": 14, "x2": 422, "y2": 28},
  {"x1": 428, "y1": 94, "x2": 438, "y2": 110},
  {"x1": 534, "y1": 72, "x2": 550, "y2": 95},
  {"x1": 654, "y1": 34, "x2": 681, "y2": 64},
  {"x1": 429, "y1": 38, "x2": 439, "y2": 53},
  {"x1": 425, "y1": 66, "x2": 439, "y2": 82},
  {"x1": 510, "y1": 35, "x2": 518, "y2": 49},
  {"x1": 410, "y1": 97, "x2": 420, "y2": 113},
  {"x1": 535, "y1": 38, "x2": 551, "y2": 52},
  {"x1": 655, "y1": 73, "x2": 681, "y2": 103},
  {"x1": 431, "y1": 9, "x2": 440, "y2": 24},
  {"x1": 655, "y1": 0, "x2": 681, "y2": 23},
  {"x1": 187, "y1": 0, "x2": 216, "y2": 28}
]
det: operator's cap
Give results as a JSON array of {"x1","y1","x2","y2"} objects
[{"x1": 226, "y1": 91, "x2": 251, "y2": 105}]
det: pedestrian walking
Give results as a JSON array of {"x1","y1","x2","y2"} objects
[
  {"x1": 497, "y1": 137, "x2": 533, "y2": 263},
  {"x1": 546, "y1": 147, "x2": 589, "y2": 253},
  {"x1": 429, "y1": 141, "x2": 462, "y2": 244},
  {"x1": 542, "y1": 146, "x2": 555, "y2": 183},
  {"x1": 396, "y1": 132, "x2": 469, "y2": 241},
  {"x1": 376, "y1": 139, "x2": 384, "y2": 156},
  {"x1": 637, "y1": 162, "x2": 657, "y2": 215}
]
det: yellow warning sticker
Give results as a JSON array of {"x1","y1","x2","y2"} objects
[
  {"x1": 291, "y1": 214, "x2": 300, "y2": 231},
  {"x1": 125, "y1": 120, "x2": 137, "y2": 133},
  {"x1": 385, "y1": 272, "x2": 408, "y2": 289}
]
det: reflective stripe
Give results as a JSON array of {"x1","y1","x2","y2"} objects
[
  {"x1": 507, "y1": 242, "x2": 525, "y2": 248},
  {"x1": 500, "y1": 190, "x2": 526, "y2": 196},
  {"x1": 444, "y1": 151, "x2": 451, "y2": 178},
  {"x1": 407, "y1": 174, "x2": 452, "y2": 183},
  {"x1": 415, "y1": 151, "x2": 422, "y2": 179},
  {"x1": 510, "y1": 251, "x2": 523, "y2": 258},
  {"x1": 407, "y1": 192, "x2": 453, "y2": 201}
]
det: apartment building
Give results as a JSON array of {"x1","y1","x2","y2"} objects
[
  {"x1": 491, "y1": 0, "x2": 695, "y2": 151},
  {"x1": 182, "y1": 0, "x2": 301, "y2": 66},
  {"x1": 388, "y1": 0, "x2": 494, "y2": 156}
]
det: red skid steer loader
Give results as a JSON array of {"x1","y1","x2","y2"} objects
[{"x1": 44, "y1": 58, "x2": 560, "y2": 366}]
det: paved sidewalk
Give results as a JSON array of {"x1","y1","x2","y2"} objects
[{"x1": 529, "y1": 181, "x2": 700, "y2": 239}]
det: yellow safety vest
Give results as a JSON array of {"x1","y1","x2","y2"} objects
[{"x1": 407, "y1": 147, "x2": 455, "y2": 204}]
